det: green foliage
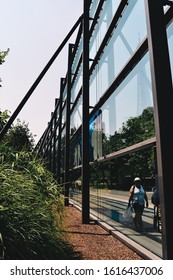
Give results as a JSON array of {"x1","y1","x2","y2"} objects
[
  {"x1": 0, "y1": 151, "x2": 72, "y2": 259},
  {"x1": 0, "y1": 109, "x2": 10, "y2": 131},
  {"x1": 121, "y1": 107, "x2": 155, "y2": 146},
  {"x1": 100, "y1": 107, "x2": 156, "y2": 189},
  {"x1": 4, "y1": 119, "x2": 35, "y2": 151},
  {"x1": 0, "y1": 49, "x2": 9, "y2": 65},
  {"x1": 103, "y1": 107, "x2": 155, "y2": 155},
  {"x1": 0, "y1": 49, "x2": 9, "y2": 87},
  {"x1": 0, "y1": 111, "x2": 73, "y2": 259},
  {"x1": 0, "y1": 110, "x2": 35, "y2": 152}
]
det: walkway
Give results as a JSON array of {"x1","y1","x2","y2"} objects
[{"x1": 70, "y1": 189, "x2": 162, "y2": 260}]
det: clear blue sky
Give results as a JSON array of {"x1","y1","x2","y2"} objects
[{"x1": 0, "y1": 0, "x2": 83, "y2": 143}]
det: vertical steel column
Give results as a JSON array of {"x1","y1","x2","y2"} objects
[
  {"x1": 82, "y1": 0, "x2": 90, "y2": 223},
  {"x1": 48, "y1": 115, "x2": 53, "y2": 171},
  {"x1": 144, "y1": 0, "x2": 173, "y2": 259},
  {"x1": 64, "y1": 44, "x2": 74, "y2": 206},
  {"x1": 53, "y1": 99, "x2": 58, "y2": 175},
  {"x1": 57, "y1": 78, "x2": 65, "y2": 184}
]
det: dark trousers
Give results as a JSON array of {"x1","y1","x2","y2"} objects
[{"x1": 132, "y1": 203, "x2": 144, "y2": 230}]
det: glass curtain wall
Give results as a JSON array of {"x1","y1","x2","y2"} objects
[
  {"x1": 37, "y1": 0, "x2": 173, "y2": 259},
  {"x1": 87, "y1": 0, "x2": 159, "y2": 256}
]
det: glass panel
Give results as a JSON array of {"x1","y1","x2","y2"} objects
[
  {"x1": 90, "y1": 0, "x2": 100, "y2": 19},
  {"x1": 60, "y1": 146, "x2": 65, "y2": 173},
  {"x1": 89, "y1": 148, "x2": 162, "y2": 259},
  {"x1": 89, "y1": 109, "x2": 103, "y2": 161},
  {"x1": 102, "y1": 53, "x2": 153, "y2": 143},
  {"x1": 70, "y1": 95, "x2": 82, "y2": 135},
  {"x1": 69, "y1": 167, "x2": 82, "y2": 206},
  {"x1": 61, "y1": 105, "x2": 66, "y2": 125},
  {"x1": 90, "y1": 0, "x2": 121, "y2": 59},
  {"x1": 61, "y1": 127, "x2": 66, "y2": 150},
  {"x1": 90, "y1": 0, "x2": 147, "y2": 106},
  {"x1": 70, "y1": 133, "x2": 82, "y2": 168},
  {"x1": 90, "y1": 52, "x2": 154, "y2": 156},
  {"x1": 167, "y1": 22, "x2": 173, "y2": 84},
  {"x1": 71, "y1": 64, "x2": 82, "y2": 104},
  {"x1": 62, "y1": 84, "x2": 67, "y2": 102},
  {"x1": 72, "y1": 37, "x2": 83, "y2": 75}
]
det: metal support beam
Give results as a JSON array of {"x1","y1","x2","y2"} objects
[
  {"x1": 57, "y1": 78, "x2": 65, "y2": 183},
  {"x1": 64, "y1": 44, "x2": 74, "y2": 206},
  {"x1": 144, "y1": 0, "x2": 173, "y2": 259},
  {"x1": 82, "y1": 0, "x2": 90, "y2": 223},
  {"x1": 53, "y1": 103, "x2": 57, "y2": 175},
  {"x1": 0, "y1": 15, "x2": 83, "y2": 141},
  {"x1": 49, "y1": 112, "x2": 53, "y2": 171}
]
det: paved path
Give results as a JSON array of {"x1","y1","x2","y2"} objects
[{"x1": 70, "y1": 188, "x2": 162, "y2": 259}]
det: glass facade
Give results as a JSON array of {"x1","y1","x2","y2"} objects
[
  {"x1": 167, "y1": 22, "x2": 173, "y2": 82},
  {"x1": 36, "y1": 1, "x2": 173, "y2": 260}
]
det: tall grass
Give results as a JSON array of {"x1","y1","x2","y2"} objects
[{"x1": 0, "y1": 151, "x2": 72, "y2": 259}]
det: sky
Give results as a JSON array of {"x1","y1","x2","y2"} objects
[{"x1": 0, "y1": 0, "x2": 83, "y2": 143}]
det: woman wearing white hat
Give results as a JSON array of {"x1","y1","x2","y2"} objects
[{"x1": 128, "y1": 177, "x2": 148, "y2": 231}]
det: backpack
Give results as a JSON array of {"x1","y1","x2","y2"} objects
[{"x1": 151, "y1": 188, "x2": 160, "y2": 206}]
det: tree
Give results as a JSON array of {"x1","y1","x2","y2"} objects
[
  {"x1": 5, "y1": 118, "x2": 35, "y2": 151},
  {"x1": 0, "y1": 110, "x2": 35, "y2": 152},
  {"x1": 0, "y1": 49, "x2": 9, "y2": 87},
  {"x1": 0, "y1": 111, "x2": 72, "y2": 259},
  {"x1": 0, "y1": 109, "x2": 10, "y2": 131},
  {"x1": 121, "y1": 107, "x2": 155, "y2": 146},
  {"x1": 97, "y1": 107, "x2": 156, "y2": 189}
]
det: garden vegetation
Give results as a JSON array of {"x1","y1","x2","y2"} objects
[{"x1": 0, "y1": 111, "x2": 73, "y2": 259}]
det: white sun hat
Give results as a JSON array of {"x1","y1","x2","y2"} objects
[{"x1": 134, "y1": 177, "x2": 141, "y2": 182}]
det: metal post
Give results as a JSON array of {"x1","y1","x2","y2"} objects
[
  {"x1": 57, "y1": 78, "x2": 65, "y2": 183},
  {"x1": 50, "y1": 112, "x2": 53, "y2": 172},
  {"x1": 82, "y1": 0, "x2": 90, "y2": 223},
  {"x1": 144, "y1": 0, "x2": 173, "y2": 259},
  {"x1": 64, "y1": 44, "x2": 74, "y2": 206},
  {"x1": 53, "y1": 100, "x2": 57, "y2": 175}
]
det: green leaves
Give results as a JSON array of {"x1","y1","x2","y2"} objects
[
  {"x1": 0, "y1": 110, "x2": 73, "y2": 259},
  {"x1": 0, "y1": 49, "x2": 9, "y2": 87},
  {"x1": 0, "y1": 49, "x2": 9, "y2": 65},
  {"x1": 0, "y1": 150, "x2": 68, "y2": 259}
]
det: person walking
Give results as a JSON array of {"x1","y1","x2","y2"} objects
[{"x1": 128, "y1": 177, "x2": 148, "y2": 231}]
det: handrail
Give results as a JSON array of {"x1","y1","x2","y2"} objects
[{"x1": 0, "y1": 14, "x2": 83, "y2": 141}]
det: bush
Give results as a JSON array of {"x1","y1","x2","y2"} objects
[{"x1": 0, "y1": 151, "x2": 71, "y2": 259}]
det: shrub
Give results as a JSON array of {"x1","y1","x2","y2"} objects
[{"x1": 0, "y1": 151, "x2": 71, "y2": 259}]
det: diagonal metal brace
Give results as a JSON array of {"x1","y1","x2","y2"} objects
[{"x1": 0, "y1": 14, "x2": 83, "y2": 142}]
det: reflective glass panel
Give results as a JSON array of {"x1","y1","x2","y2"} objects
[
  {"x1": 90, "y1": 0, "x2": 147, "y2": 106},
  {"x1": 71, "y1": 64, "x2": 82, "y2": 104},
  {"x1": 101, "y1": 53, "x2": 153, "y2": 144},
  {"x1": 89, "y1": 149, "x2": 162, "y2": 259},
  {"x1": 70, "y1": 95, "x2": 82, "y2": 135},
  {"x1": 167, "y1": 22, "x2": 173, "y2": 83}
]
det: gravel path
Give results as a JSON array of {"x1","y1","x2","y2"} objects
[{"x1": 63, "y1": 205, "x2": 143, "y2": 260}]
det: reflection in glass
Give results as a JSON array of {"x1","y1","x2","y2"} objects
[
  {"x1": 89, "y1": 148, "x2": 162, "y2": 258},
  {"x1": 167, "y1": 22, "x2": 173, "y2": 83},
  {"x1": 70, "y1": 95, "x2": 82, "y2": 135},
  {"x1": 71, "y1": 65, "x2": 82, "y2": 104},
  {"x1": 90, "y1": 0, "x2": 147, "y2": 107},
  {"x1": 101, "y1": 53, "x2": 153, "y2": 143}
]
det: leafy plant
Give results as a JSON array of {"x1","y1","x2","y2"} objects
[
  {"x1": 0, "y1": 112, "x2": 74, "y2": 259},
  {"x1": 0, "y1": 49, "x2": 9, "y2": 87},
  {"x1": 0, "y1": 152, "x2": 72, "y2": 259}
]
